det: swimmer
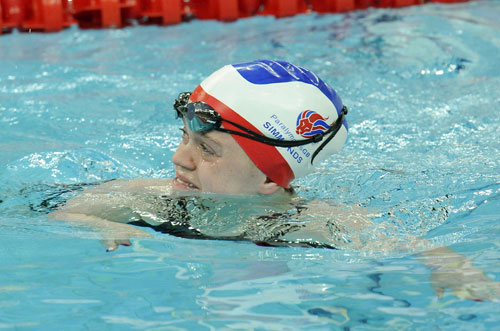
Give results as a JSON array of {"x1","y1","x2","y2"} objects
[{"x1": 49, "y1": 60, "x2": 500, "y2": 301}]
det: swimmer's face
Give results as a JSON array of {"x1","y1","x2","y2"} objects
[{"x1": 172, "y1": 120, "x2": 280, "y2": 195}]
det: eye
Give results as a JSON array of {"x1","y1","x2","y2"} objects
[{"x1": 200, "y1": 143, "x2": 216, "y2": 156}]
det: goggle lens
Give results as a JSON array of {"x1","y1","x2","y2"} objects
[
  {"x1": 174, "y1": 94, "x2": 221, "y2": 132},
  {"x1": 186, "y1": 103, "x2": 220, "y2": 132}
]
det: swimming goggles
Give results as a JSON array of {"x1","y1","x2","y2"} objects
[{"x1": 173, "y1": 92, "x2": 347, "y2": 164}]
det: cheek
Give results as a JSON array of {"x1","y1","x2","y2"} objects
[
  {"x1": 196, "y1": 159, "x2": 227, "y2": 190},
  {"x1": 197, "y1": 159, "x2": 257, "y2": 193}
]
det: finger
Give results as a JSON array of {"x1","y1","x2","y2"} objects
[
  {"x1": 494, "y1": 283, "x2": 500, "y2": 297},
  {"x1": 116, "y1": 239, "x2": 132, "y2": 247},
  {"x1": 429, "y1": 274, "x2": 446, "y2": 299},
  {"x1": 434, "y1": 286, "x2": 445, "y2": 300},
  {"x1": 100, "y1": 239, "x2": 119, "y2": 252},
  {"x1": 456, "y1": 282, "x2": 498, "y2": 302}
]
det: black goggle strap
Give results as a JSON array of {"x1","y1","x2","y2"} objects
[
  {"x1": 310, "y1": 106, "x2": 347, "y2": 164},
  {"x1": 216, "y1": 106, "x2": 347, "y2": 164},
  {"x1": 215, "y1": 119, "x2": 319, "y2": 147}
]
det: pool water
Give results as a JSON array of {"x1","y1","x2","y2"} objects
[{"x1": 1, "y1": 1, "x2": 500, "y2": 329}]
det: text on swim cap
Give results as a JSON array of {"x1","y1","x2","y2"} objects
[
  {"x1": 263, "y1": 121, "x2": 285, "y2": 140},
  {"x1": 287, "y1": 147, "x2": 303, "y2": 164},
  {"x1": 262, "y1": 114, "x2": 312, "y2": 165},
  {"x1": 267, "y1": 114, "x2": 295, "y2": 140}
]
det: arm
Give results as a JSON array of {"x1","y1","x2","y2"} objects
[
  {"x1": 48, "y1": 178, "x2": 173, "y2": 250},
  {"x1": 292, "y1": 200, "x2": 500, "y2": 301},
  {"x1": 416, "y1": 246, "x2": 500, "y2": 301}
]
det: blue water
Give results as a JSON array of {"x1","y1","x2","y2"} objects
[{"x1": 1, "y1": 1, "x2": 500, "y2": 329}]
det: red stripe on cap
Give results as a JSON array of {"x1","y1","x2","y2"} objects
[{"x1": 191, "y1": 85, "x2": 294, "y2": 188}]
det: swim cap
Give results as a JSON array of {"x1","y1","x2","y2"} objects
[{"x1": 190, "y1": 59, "x2": 348, "y2": 188}]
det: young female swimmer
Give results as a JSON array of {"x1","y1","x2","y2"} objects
[{"x1": 49, "y1": 60, "x2": 500, "y2": 301}]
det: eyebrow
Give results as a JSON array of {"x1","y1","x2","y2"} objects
[
  {"x1": 197, "y1": 131, "x2": 223, "y2": 148},
  {"x1": 181, "y1": 119, "x2": 223, "y2": 149}
]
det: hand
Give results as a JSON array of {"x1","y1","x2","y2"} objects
[
  {"x1": 100, "y1": 239, "x2": 132, "y2": 252},
  {"x1": 429, "y1": 259, "x2": 500, "y2": 301},
  {"x1": 49, "y1": 211, "x2": 151, "y2": 252},
  {"x1": 420, "y1": 247, "x2": 500, "y2": 301}
]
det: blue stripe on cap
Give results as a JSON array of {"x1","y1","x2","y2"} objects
[{"x1": 232, "y1": 60, "x2": 346, "y2": 125}]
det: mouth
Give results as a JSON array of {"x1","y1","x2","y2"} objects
[{"x1": 173, "y1": 174, "x2": 199, "y2": 191}]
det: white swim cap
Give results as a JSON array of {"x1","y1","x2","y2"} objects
[{"x1": 190, "y1": 59, "x2": 348, "y2": 188}]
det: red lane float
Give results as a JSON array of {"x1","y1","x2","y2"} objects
[
  {"x1": 22, "y1": 0, "x2": 73, "y2": 32},
  {"x1": 0, "y1": 0, "x2": 474, "y2": 34},
  {"x1": 186, "y1": 0, "x2": 239, "y2": 21},
  {"x1": 238, "y1": 0, "x2": 260, "y2": 17},
  {"x1": 309, "y1": 0, "x2": 356, "y2": 13},
  {"x1": 258, "y1": 0, "x2": 309, "y2": 18},
  {"x1": 1, "y1": 0, "x2": 23, "y2": 34},
  {"x1": 373, "y1": 0, "x2": 421, "y2": 7},
  {"x1": 72, "y1": 0, "x2": 137, "y2": 28},
  {"x1": 138, "y1": 0, "x2": 181, "y2": 25}
]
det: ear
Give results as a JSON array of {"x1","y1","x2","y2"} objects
[{"x1": 258, "y1": 178, "x2": 281, "y2": 195}]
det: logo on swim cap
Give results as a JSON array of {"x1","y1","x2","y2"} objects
[{"x1": 296, "y1": 110, "x2": 331, "y2": 138}]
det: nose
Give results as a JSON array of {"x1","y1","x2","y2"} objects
[{"x1": 172, "y1": 140, "x2": 196, "y2": 171}]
